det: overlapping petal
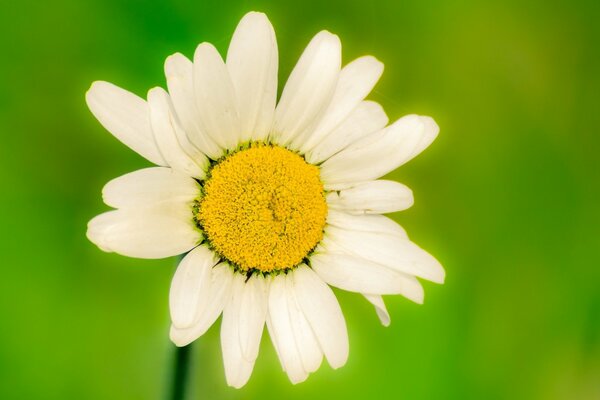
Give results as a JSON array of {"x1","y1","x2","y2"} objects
[
  {"x1": 164, "y1": 53, "x2": 223, "y2": 159},
  {"x1": 86, "y1": 81, "x2": 166, "y2": 165},
  {"x1": 102, "y1": 167, "x2": 200, "y2": 209},
  {"x1": 321, "y1": 114, "x2": 439, "y2": 188},
  {"x1": 292, "y1": 265, "x2": 348, "y2": 369},
  {"x1": 323, "y1": 225, "x2": 445, "y2": 284},
  {"x1": 294, "y1": 56, "x2": 384, "y2": 152},
  {"x1": 238, "y1": 274, "x2": 269, "y2": 361},
  {"x1": 306, "y1": 100, "x2": 388, "y2": 164},
  {"x1": 193, "y1": 43, "x2": 240, "y2": 151},
  {"x1": 169, "y1": 245, "x2": 220, "y2": 328},
  {"x1": 326, "y1": 180, "x2": 414, "y2": 214},
  {"x1": 226, "y1": 12, "x2": 278, "y2": 143},
  {"x1": 267, "y1": 274, "x2": 308, "y2": 384},
  {"x1": 272, "y1": 31, "x2": 341, "y2": 147},
  {"x1": 86, "y1": 203, "x2": 201, "y2": 259},
  {"x1": 311, "y1": 251, "x2": 424, "y2": 301},
  {"x1": 147, "y1": 87, "x2": 208, "y2": 178},
  {"x1": 170, "y1": 263, "x2": 234, "y2": 346},
  {"x1": 363, "y1": 294, "x2": 391, "y2": 327},
  {"x1": 326, "y1": 210, "x2": 408, "y2": 239},
  {"x1": 221, "y1": 273, "x2": 258, "y2": 388}
]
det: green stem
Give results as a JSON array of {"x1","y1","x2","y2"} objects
[
  {"x1": 171, "y1": 253, "x2": 192, "y2": 400},
  {"x1": 170, "y1": 343, "x2": 192, "y2": 400}
]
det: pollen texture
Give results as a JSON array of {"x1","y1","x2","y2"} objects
[{"x1": 197, "y1": 145, "x2": 327, "y2": 273}]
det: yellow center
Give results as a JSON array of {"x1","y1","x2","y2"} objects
[{"x1": 196, "y1": 144, "x2": 327, "y2": 273}]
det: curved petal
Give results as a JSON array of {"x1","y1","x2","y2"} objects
[
  {"x1": 193, "y1": 43, "x2": 240, "y2": 151},
  {"x1": 238, "y1": 274, "x2": 269, "y2": 362},
  {"x1": 221, "y1": 273, "x2": 256, "y2": 388},
  {"x1": 102, "y1": 167, "x2": 200, "y2": 209},
  {"x1": 169, "y1": 245, "x2": 219, "y2": 328},
  {"x1": 86, "y1": 203, "x2": 201, "y2": 259},
  {"x1": 285, "y1": 274, "x2": 323, "y2": 374},
  {"x1": 295, "y1": 56, "x2": 384, "y2": 152},
  {"x1": 226, "y1": 12, "x2": 278, "y2": 143},
  {"x1": 164, "y1": 53, "x2": 222, "y2": 159},
  {"x1": 362, "y1": 294, "x2": 391, "y2": 327},
  {"x1": 321, "y1": 114, "x2": 439, "y2": 187},
  {"x1": 326, "y1": 180, "x2": 414, "y2": 214},
  {"x1": 272, "y1": 31, "x2": 341, "y2": 147},
  {"x1": 305, "y1": 100, "x2": 388, "y2": 164},
  {"x1": 292, "y1": 265, "x2": 348, "y2": 369},
  {"x1": 85, "y1": 210, "x2": 121, "y2": 252},
  {"x1": 323, "y1": 226, "x2": 445, "y2": 284},
  {"x1": 147, "y1": 87, "x2": 208, "y2": 178},
  {"x1": 267, "y1": 274, "x2": 308, "y2": 384},
  {"x1": 86, "y1": 81, "x2": 166, "y2": 165},
  {"x1": 170, "y1": 263, "x2": 234, "y2": 346},
  {"x1": 311, "y1": 252, "x2": 423, "y2": 300},
  {"x1": 326, "y1": 210, "x2": 408, "y2": 239}
]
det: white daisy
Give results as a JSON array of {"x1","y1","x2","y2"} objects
[{"x1": 86, "y1": 11, "x2": 444, "y2": 388}]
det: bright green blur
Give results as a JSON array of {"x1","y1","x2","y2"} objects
[{"x1": 1, "y1": 0, "x2": 599, "y2": 399}]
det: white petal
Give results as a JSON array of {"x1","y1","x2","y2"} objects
[
  {"x1": 267, "y1": 274, "x2": 308, "y2": 384},
  {"x1": 85, "y1": 210, "x2": 121, "y2": 252},
  {"x1": 147, "y1": 87, "x2": 208, "y2": 179},
  {"x1": 295, "y1": 56, "x2": 384, "y2": 152},
  {"x1": 221, "y1": 273, "x2": 255, "y2": 388},
  {"x1": 86, "y1": 81, "x2": 166, "y2": 165},
  {"x1": 326, "y1": 180, "x2": 414, "y2": 214},
  {"x1": 169, "y1": 246, "x2": 219, "y2": 328},
  {"x1": 306, "y1": 100, "x2": 388, "y2": 164},
  {"x1": 320, "y1": 114, "x2": 439, "y2": 187},
  {"x1": 323, "y1": 226, "x2": 445, "y2": 284},
  {"x1": 311, "y1": 252, "x2": 423, "y2": 299},
  {"x1": 362, "y1": 294, "x2": 391, "y2": 327},
  {"x1": 292, "y1": 265, "x2": 348, "y2": 369},
  {"x1": 86, "y1": 203, "x2": 201, "y2": 259},
  {"x1": 193, "y1": 43, "x2": 240, "y2": 151},
  {"x1": 238, "y1": 274, "x2": 269, "y2": 362},
  {"x1": 150, "y1": 68, "x2": 209, "y2": 166},
  {"x1": 170, "y1": 263, "x2": 234, "y2": 346},
  {"x1": 272, "y1": 31, "x2": 341, "y2": 147},
  {"x1": 164, "y1": 53, "x2": 223, "y2": 159},
  {"x1": 226, "y1": 12, "x2": 278, "y2": 143},
  {"x1": 102, "y1": 167, "x2": 200, "y2": 209},
  {"x1": 326, "y1": 210, "x2": 408, "y2": 239},
  {"x1": 285, "y1": 274, "x2": 323, "y2": 374},
  {"x1": 169, "y1": 245, "x2": 219, "y2": 328}
]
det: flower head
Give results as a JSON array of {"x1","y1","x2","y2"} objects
[{"x1": 86, "y1": 11, "x2": 444, "y2": 388}]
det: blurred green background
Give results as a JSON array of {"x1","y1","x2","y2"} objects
[{"x1": 1, "y1": 0, "x2": 599, "y2": 399}]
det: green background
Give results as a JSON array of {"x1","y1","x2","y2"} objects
[{"x1": 1, "y1": 0, "x2": 599, "y2": 399}]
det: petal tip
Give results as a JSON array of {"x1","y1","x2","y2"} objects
[
  {"x1": 146, "y1": 86, "x2": 164, "y2": 100},
  {"x1": 164, "y1": 52, "x2": 191, "y2": 76},
  {"x1": 430, "y1": 265, "x2": 446, "y2": 285},
  {"x1": 437, "y1": 271, "x2": 446, "y2": 285},
  {"x1": 419, "y1": 115, "x2": 440, "y2": 140},
  {"x1": 242, "y1": 10, "x2": 269, "y2": 20},
  {"x1": 85, "y1": 80, "x2": 107, "y2": 105},
  {"x1": 86, "y1": 219, "x2": 112, "y2": 253},
  {"x1": 194, "y1": 41, "x2": 218, "y2": 57},
  {"x1": 170, "y1": 325, "x2": 195, "y2": 347},
  {"x1": 313, "y1": 30, "x2": 342, "y2": 49},
  {"x1": 413, "y1": 292, "x2": 425, "y2": 305}
]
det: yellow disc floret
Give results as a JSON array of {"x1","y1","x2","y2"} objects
[{"x1": 197, "y1": 144, "x2": 327, "y2": 273}]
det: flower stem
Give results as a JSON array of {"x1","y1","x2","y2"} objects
[{"x1": 171, "y1": 343, "x2": 192, "y2": 400}]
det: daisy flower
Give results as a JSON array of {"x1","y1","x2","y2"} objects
[{"x1": 86, "y1": 11, "x2": 444, "y2": 388}]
